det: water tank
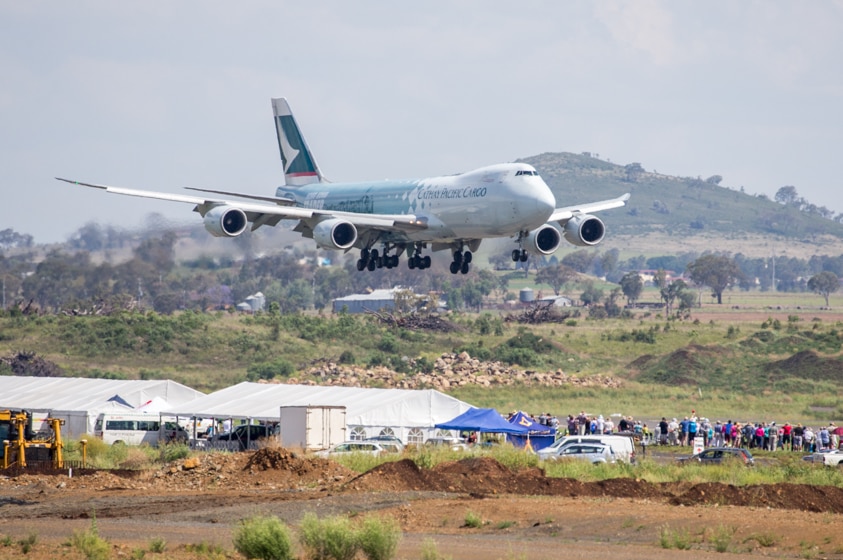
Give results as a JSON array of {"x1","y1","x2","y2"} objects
[{"x1": 519, "y1": 288, "x2": 535, "y2": 303}]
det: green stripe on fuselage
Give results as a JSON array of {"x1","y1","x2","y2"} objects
[{"x1": 276, "y1": 180, "x2": 420, "y2": 215}]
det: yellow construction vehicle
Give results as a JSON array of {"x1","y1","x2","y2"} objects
[{"x1": 1, "y1": 409, "x2": 73, "y2": 470}]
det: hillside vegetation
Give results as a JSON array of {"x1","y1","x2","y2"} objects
[
  {"x1": 2, "y1": 296, "x2": 843, "y2": 422},
  {"x1": 521, "y1": 152, "x2": 843, "y2": 254}
]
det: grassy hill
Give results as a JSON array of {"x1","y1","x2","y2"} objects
[
  {"x1": 3, "y1": 297, "x2": 843, "y2": 422},
  {"x1": 519, "y1": 152, "x2": 843, "y2": 257}
]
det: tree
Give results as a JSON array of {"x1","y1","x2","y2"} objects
[
  {"x1": 619, "y1": 272, "x2": 643, "y2": 305},
  {"x1": 807, "y1": 271, "x2": 840, "y2": 306},
  {"x1": 561, "y1": 250, "x2": 595, "y2": 274},
  {"x1": 580, "y1": 281, "x2": 603, "y2": 306},
  {"x1": 660, "y1": 279, "x2": 689, "y2": 316},
  {"x1": 774, "y1": 185, "x2": 799, "y2": 206},
  {"x1": 535, "y1": 264, "x2": 577, "y2": 296},
  {"x1": 686, "y1": 254, "x2": 742, "y2": 304},
  {"x1": 624, "y1": 162, "x2": 644, "y2": 183}
]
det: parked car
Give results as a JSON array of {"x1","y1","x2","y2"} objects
[
  {"x1": 802, "y1": 450, "x2": 843, "y2": 466},
  {"x1": 538, "y1": 435, "x2": 635, "y2": 463},
  {"x1": 678, "y1": 447, "x2": 754, "y2": 466},
  {"x1": 363, "y1": 435, "x2": 405, "y2": 453},
  {"x1": 542, "y1": 442, "x2": 616, "y2": 464},
  {"x1": 315, "y1": 441, "x2": 398, "y2": 458},
  {"x1": 210, "y1": 424, "x2": 276, "y2": 451},
  {"x1": 424, "y1": 436, "x2": 469, "y2": 451}
]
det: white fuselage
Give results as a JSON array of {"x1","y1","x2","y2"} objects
[{"x1": 275, "y1": 162, "x2": 556, "y2": 243}]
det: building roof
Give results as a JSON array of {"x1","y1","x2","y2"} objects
[
  {"x1": 0, "y1": 376, "x2": 204, "y2": 413},
  {"x1": 164, "y1": 382, "x2": 474, "y2": 427}
]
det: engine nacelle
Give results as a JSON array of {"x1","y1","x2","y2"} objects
[
  {"x1": 563, "y1": 214, "x2": 605, "y2": 247},
  {"x1": 203, "y1": 206, "x2": 248, "y2": 237},
  {"x1": 312, "y1": 218, "x2": 358, "y2": 250},
  {"x1": 524, "y1": 223, "x2": 562, "y2": 256}
]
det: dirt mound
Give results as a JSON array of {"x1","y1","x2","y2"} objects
[
  {"x1": 348, "y1": 459, "x2": 430, "y2": 492},
  {"x1": 243, "y1": 447, "x2": 333, "y2": 477},
  {"x1": 672, "y1": 482, "x2": 843, "y2": 513},
  {"x1": 765, "y1": 350, "x2": 843, "y2": 382}
]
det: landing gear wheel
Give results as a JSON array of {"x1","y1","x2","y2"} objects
[
  {"x1": 356, "y1": 259, "x2": 366, "y2": 271},
  {"x1": 460, "y1": 261, "x2": 470, "y2": 274},
  {"x1": 463, "y1": 251, "x2": 472, "y2": 264},
  {"x1": 422, "y1": 256, "x2": 431, "y2": 269},
  {"x1": 512, "y1": 249, "x2": 521, "y2": 262},
  {"x1": 408, "y1": 256, "x2": 416, "y2": 269},
  {"x1": 519, "y1": 250, "x2": 528, "y2": 262},
  {"x1": 367, "y1": 258, "x2": 376, "y2": 271},
  {"x1": 449, "y1": 261, "x2": 460, "y2": 274}
]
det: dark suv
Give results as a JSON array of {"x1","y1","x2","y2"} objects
[
  {"x1": 678, "y1": 447, "x2": 754, "y2": 466},
  {"x1": 211, "y1": 424, "x2": 276, "y2": 451}
]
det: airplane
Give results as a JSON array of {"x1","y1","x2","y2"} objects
[{"x1": 57, "y1": 98, "x2": 629, "y2": 274}]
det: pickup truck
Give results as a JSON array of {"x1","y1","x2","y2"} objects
[{"x1": 803, "y1": 450, "x2": 843, "y2": 466}]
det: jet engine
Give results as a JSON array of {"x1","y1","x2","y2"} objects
[
  {"x1": 312, "y1": 218, "x2": 358, "y2": 250},
  {"x1": 524, "y1": 223, "x2": 562, "y2": 256},
  {"x1": 203, "y1": 206, "x2": 248, "y2": 237},
  {"x1": 563, "y1": 214, "x2": 605, "y2": 247}
]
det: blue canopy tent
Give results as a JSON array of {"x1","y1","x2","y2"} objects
[
  {"x1": 435, "y1": 408, "x2": 531, "y2": 436},
  {"x1": 506, "y1": 411, "x2": 557, "y2": 451}
]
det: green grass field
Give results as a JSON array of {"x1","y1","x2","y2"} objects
[{"x1": 2, "y1": 288, "x2": 842, "y2": 423}]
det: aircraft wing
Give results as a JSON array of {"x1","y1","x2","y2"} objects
[
  {"x1": 56, "y1": 178, "x2": 428, "y2": 232},
  {"x1": 548, "y1": 193, "x2": 630, "y2": 223}
]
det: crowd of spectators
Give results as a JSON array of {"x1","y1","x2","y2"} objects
[{"x1": 524, "y1": 409, "x2": 841, "y2": 453}]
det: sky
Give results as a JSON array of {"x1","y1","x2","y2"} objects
[{"x1": 2, "y1": 1, "x2": 842, "y2": 244}]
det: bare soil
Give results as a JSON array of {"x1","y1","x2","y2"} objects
[{"x1": 2, "y1": 448, "x2": 843, "y2": 559}]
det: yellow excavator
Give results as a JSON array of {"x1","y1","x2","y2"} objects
[{"x1": 0, "y1": 409, "x2": 75, "y2": 470}]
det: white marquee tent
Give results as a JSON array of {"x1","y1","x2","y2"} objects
[
  {"x1": 165, "y1": 382, "x2": 475, "y2": 445},
  {"x1": 0, "y1": 376, "x2": 205, "y2": 437}
]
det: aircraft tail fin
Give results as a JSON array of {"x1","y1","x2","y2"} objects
[{"x1": 271, "y1": 98, "x2": 324, "y2": 186}]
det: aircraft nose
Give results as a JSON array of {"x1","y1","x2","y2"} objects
[{"x1": 536, "y1": 183, "x2": 556, "y2": 218}]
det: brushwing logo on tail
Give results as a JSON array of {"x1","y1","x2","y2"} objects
[{"x1": 276, "y1": 115, "x2": 318, "y2": 179}]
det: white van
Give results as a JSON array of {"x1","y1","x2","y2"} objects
[
  {"x1": 537, "y1": 434, "x2": 636, "y2": 463},
  {"x1": 94, "y1": 412, "x2": 187, "y2": 446}
]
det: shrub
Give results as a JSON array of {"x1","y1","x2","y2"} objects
[
  {"x1": 159, "y1": 442, "x2": 191, "y2": 463},
  {"x1": 358, "y1": 516, "x2": 401, "y2": 560},
  {"x1": 69, "y1": 517, "x2": 109, "y2": 560},
  {"x1": 232, "y1": 515, "x2": 295, "y2": 560},
  {"x1": 463, "y1": 511, "x2": 483, "y2": 528},
  {"x1": 149, "y1": 537, "x2": 166, "y2": 553},
  {"x1": 299, "y1": 513, "x2": 359, "y2": 560}
]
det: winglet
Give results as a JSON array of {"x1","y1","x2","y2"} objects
[{"x1": 271, "y1": 98, "x2": 324, "y2": 187}]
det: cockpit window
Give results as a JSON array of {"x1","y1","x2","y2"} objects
[{"x1": 515, "y1": 170, "x2": 539, "y2": 177}]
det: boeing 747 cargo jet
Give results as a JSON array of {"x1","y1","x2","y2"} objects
[{"x1": 58, "y1": 98, "x2": 629, "y2": 274}]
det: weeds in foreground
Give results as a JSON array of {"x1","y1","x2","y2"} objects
[
  {"x1": 232, "y1": 515, "x2": 295, "y2": 560},
  {"x1": 17, "y1": 533, "x2": 37, "y2": 554},
  {"x1": 658, "y1": 525, "x2": 693, "y2": 550},
  {"x1": 463, "y1": 511, "x2": 484, "y2": 528},
  {"x1": 184, "y1": 541, "x2": 227, "y2": 559},
  {"x1": 420, "y1": 538, "x2": 452, "y2": 560},
  {"x1": 748, "y1": 532, "x2": 779, "y2": 547},
  {"x1": 357, "y1": 516, "x2": 401, "y2": 560},
  {"x1": 299, "y1": 512, "x2": 358, "y2": 560},
  {"x1": 69, "y1": 515, "x2": 109, "y2": 560},
  {"x1": 148, "y1": 536, "x2": 166, "y2": 553},
  {"x1": 709, "y1": 524, "x2": 736, "y2": 553}
]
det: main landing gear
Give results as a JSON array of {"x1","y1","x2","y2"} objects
[
  {"x1": 449, "y1": 250, "x2": 472, "y2": 275},
  {"x1": 356, "y1": 248, "x2": 399, "y2": 271},
  {"x1": 407, "y1": 244, "x2": 431, "y2": 270},
  {"x1": 511, "y1": 249, "x2": 529, "y2": 263},
  {"x1": 356, "y1": 244, "x2": 430, "y2": 272}
]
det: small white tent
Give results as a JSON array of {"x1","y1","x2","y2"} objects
[
  {"x1": 0, "y1": 376, "x2": 205, "y2": 437},
  {"x1": 165, "y1": 382, "x2": 474, "y2": 445}
]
